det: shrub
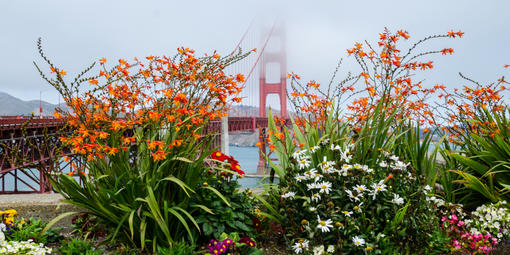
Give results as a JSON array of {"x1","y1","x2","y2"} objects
[
  {"x1": 276, "y1": 136, "x2": 447, "y2": 254},
  {"x1": 57, "y1": 237, "x2": 104, "y2": 255},
  {"x1": 193, "y1": 151, "x2": 257, "y2": 241},
  {"x1": 35, "y1": 39, "x2": 251, "y2": 252},
  {"x1": 0, "y1": 240, "x2": 52, "y2": 255}
]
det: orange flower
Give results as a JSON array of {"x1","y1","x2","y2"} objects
[
  {"x1": 172, "y1": 140, "x2": 183, "y2": 147},
  {"x1": 89, "y1": 79, "x2": 98, "y2": 85},
  {"x1": 441, "y1": 48, "x2": 454, "y2": 55},
  {"x1": 152, "y1": 151, "x2": 167, "y2": 161}
]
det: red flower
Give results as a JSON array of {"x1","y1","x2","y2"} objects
[
  {"x1": 239, "y1": 236, "x2": 256, "y2": 247},
  {"x1": 211, "y1": 151, "x2": 228, "y2": 161},
  {"x1": 252, "y1": 218, "x2": 261, "y2": 230},
  {"x1": 230, "y1": 163, "x2": 245, "y2": 176}
]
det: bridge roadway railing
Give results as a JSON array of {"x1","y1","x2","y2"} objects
[{"x1": 0, "y1": 116, "x2": 290, "y2": 194}]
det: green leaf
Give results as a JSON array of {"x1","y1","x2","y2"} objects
[
  {"x1": 203, "y1": 222, "x2": 213, "y2": 236},
  {"x1": 161, "y1": 175, "x2": 195, "y2": 197},
  {"x1": 40, "y1": 211, "x2": 78, "y2": 237},
  {"x1": 203, "y1": 186, "x2": 231, "y2": 207}
]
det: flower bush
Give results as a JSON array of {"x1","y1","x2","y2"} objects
[
  {"x1": 35, "y1": 38, "x2": 252, "y2": 252},
  {"x1": 0, "y1": 240, "x2": 52, "y2": 255},
  {"x1": 277, "y1": 139, "x2": 446, "y2": 254},
  {"x1": 468, "y1": 201, "x2": 510, "y2": 241},
  {"x1": 262, "y1": 28, "x2": 465, "y2": 254},
  {"x1": 193, "y1": 151, "x2": 257, "y2": 241},
  {"x1": 207, "y1": 232, "x2": 262, "y2": 255},
  {"x1": 440, "y1": 204, "x2": 503, "y2": 254},
  {"x1": 0, "y1": 209, "x2": 17, "y2": 241}
]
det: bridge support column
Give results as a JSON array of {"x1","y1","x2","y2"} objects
[
  {"x1": 220, "y1": 116, "x2": 229, "y2": 155},
  {"x1": 257, "y1": 128, "x2": 268, "y2": 175}
]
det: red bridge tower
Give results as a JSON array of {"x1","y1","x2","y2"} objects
[{"x1": 257, "y1": 23, "x2": 287, "y2": 174}]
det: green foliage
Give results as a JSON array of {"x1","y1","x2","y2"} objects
[
  {"x1": 7, "y1": 217, "x2": 63, "y2": 244},
  {"x1": 155, "y1": 241, "x2": 197, "y2": 255},
  {"x1": 71, "y1": 213, "x2": 105, "y2": 240},
  {"x1": 448, "y1": 107, "x2": 510, "y2": 207},
  {"x1": 57, "y1": 237, "x2": 104, "y2": 255},
  {"x1": 193, "y1": 173, "x2": 256, "y2": 241},
  {"x1": 265, "y1": 106, "x2": 449, "y2": 254},
  {"x1": 48, "y1": 127, "x2": 216, "y2": 251}
]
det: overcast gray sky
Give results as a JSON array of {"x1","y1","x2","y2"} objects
[{"x1": 1, "y1": 0, "x2": 509, "y2": 108}]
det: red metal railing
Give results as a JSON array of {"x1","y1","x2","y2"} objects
[{"x1": 0, "y1": 116, "x2": 290, "y2": 194}]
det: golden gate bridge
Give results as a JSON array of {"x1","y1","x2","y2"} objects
[{"x1": 0, "y1": 21, "x2": 290, "y2": 194}]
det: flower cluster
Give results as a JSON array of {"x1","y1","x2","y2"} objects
[
  {"x1": 0, "y1": 240, "x2": 52, "y2": 254},
  {"x1": 37, "y1": 39, "x2": 249, "y2": 169},
  {"x1": 469, "y1": 201, "x2": 509, "y2": 240},
  {"x1": 211, "y1": 151, "x2": 245, "y2": 176},
  {"x1": 206, "y1": 235, "x2": 256, "y2": 255},
  {"x1": 441, "y1": 211, "x2": 498, "y2": 254},
  {"x1": 438, "y1": 202, "x2": 510, "y2": 254},
  {"x1": 281, "y1": 140, "x2": 435, "y2": 253},
  {"x1": 207, "y1": 238, "x2": 233, "y2": 255},
  {"x1": 0, "y1": 210, "x2": 17, "y2": 241}
]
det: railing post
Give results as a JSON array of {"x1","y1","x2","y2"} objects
[{"x1": 221, "y1": 115, "x2": 229, "y2": 155}]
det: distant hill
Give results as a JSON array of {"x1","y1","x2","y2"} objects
[
  {"x1": 0, "y1": 92, "x2": 282, "y2": 117},
  {"x1": 228, "y1": 104, "x2": 282, "y2": 117},
  {"x1": 0, "y1": 92, "x2": 67, "y2": 116}
]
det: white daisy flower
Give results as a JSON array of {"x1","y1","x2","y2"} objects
[
  {"x1": 390, "y1": 155, "x2": 400, "y2": 161},
  {"x1": 304, "y1": 169, "x2": 318, "y2": 179},
  {"x1": 292, "y1": 149, "x2": 305, "y2": 160},
  {"x1": 316, "y1": 215, "x2": 333, "y2": 232},
  {"x1": 307, "y1": 182, "x2": 319, "y2": 190},
  {"x1": 392, "y1": 160, "x2": 410, "y2": 171},
  {"x1": 310, "y1": 146, "x2": 320, "y2": 153},
  {"x1": 313, "y1": 173, "x2": 323, "y2": 182},
  {"x1": 319, "y1": 181, "x2": 332, "y2": 194},
  {"x1": 379, "y1": 161, "x2": 388, "y2": 168},
  {"x1": 391, "y1": 193, "x2": 404, "y2": 205},
  {"x1": 327, "y1": 245, "x2": 335, "y2": 253},
  {"x1": 355, "y1": 184, "x2": 367, "y2": 193},
  {"x1": 343, "y1": 210, "x2": 353, "y2": 217},
  {"x1": 313, "y1": 245, "x2": 324, "y2": 255},
  {"x1": 340, "y1": 148, "x2": 352, "y2": 163},
  {"x1": 309, "y1": 206, "x2": 317, "y2": 212},
  {"x1": 339, "y1": 164, "x2": 352, "y2": 176},
  {"x1": 424, "y1": 185, "x2": 432, "y2": 193},
  {"x1": 295, "y1": 175, "x2": 307, "y2": 182},
  {"x1": 311, "y1": 193, "x2": 321, "y2": 202},
  {"x1": 354, "y1": 202, "x2": 364, "y2": 212},
  {"x1": 298, "y1": 158, "x2": 311, "y2": 169},
  {"x1": 282, "y1": 191, "x2": 296, "y2": 200},
  {"x1": 345, "y1": 189, "x2": 361, "y2": 201},
  {"x1": 330, "y1": 144, "x2": 341, "y2": 151},
  {"x1": 370, "y1": 180, "x2": 387, "y2": 199},
  {"x1": 292, "y1": 240, "x2": 309, "y2": 254},
  {"x1": 352, "y1": 236, "x2": 365, "y2": 246}
]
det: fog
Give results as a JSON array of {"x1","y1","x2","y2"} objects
[{"x1": 1, "y1": 0, "x2": 509, "y2": 109}]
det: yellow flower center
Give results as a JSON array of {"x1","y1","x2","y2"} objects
[
  {"x1": 320, "y1": 221, "x2": 326, "y2": 226},
  {"x1": 335, "y1": 222, "x2": 343, "y2": 227},
  {"x1": 321, "y1": 185, "x2": 327, "y2": 189},
  {"x1": 354, "y1": 206, "x2": 359, "y2": 210}
]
